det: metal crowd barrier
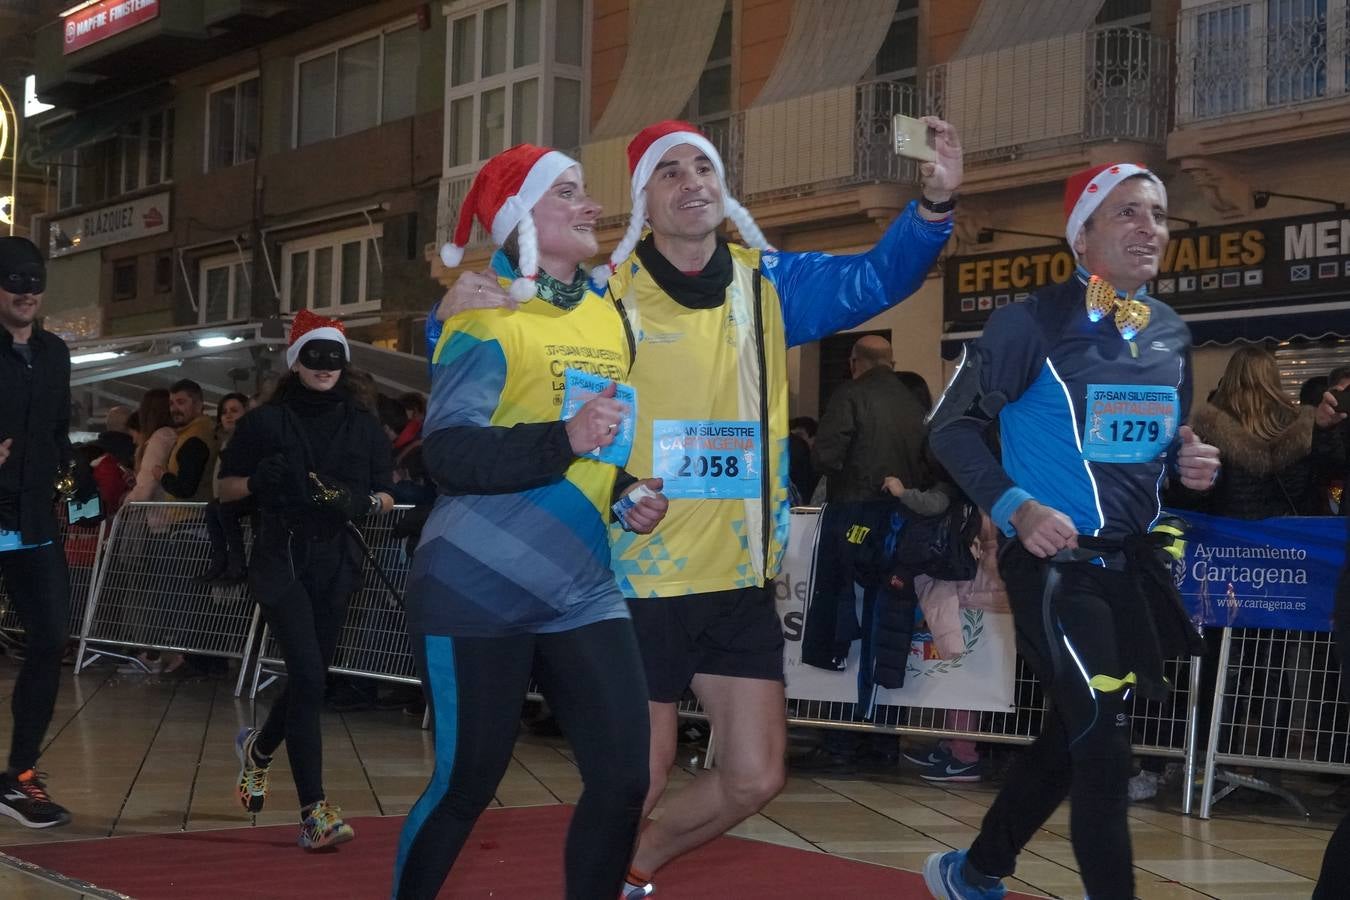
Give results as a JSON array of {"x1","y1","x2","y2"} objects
[
  {"x1": 74, "y1": 502, "x2": 260, "y2": 677},
  {"x1": 0, "y1": 506, "x2": 106, "y2": 645},
  {"x1": 249, "y1": 506, "x2": 418, "y2": 697},
  {"x1": 10, "y1": 498, "x2": 1350, "y2": 822},
  {"x1": 1199, "y1": 626, "x2": 1350, "y2": 818}
]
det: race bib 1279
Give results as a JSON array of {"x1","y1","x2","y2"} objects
[
  {"x1": 652, "y1": 419, "x2": 762, "y2": 499},
  {"x1": 1083, "y1": 383, "x2": 1178, "y2": 463}
]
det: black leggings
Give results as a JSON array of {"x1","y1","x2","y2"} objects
[
  {"x1": 394, "y1": 618, "x2": 650, "y2": 900},
  {"x1": 251, "y1": 531, "x2": 358, "y2": 808},
  {"x1": 968, "y1": 549, "x2": 1136, "y2": 900},
  {"x1": 0, "y1": 543, "x2": 70, "y2": 772}
]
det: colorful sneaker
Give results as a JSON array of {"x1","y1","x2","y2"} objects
[
  {"x1": 299, "y1": 800, "x2": 355, "y2": 850},
  {"x1": 234, "y1": 727, "x2": 270, "y2": 813},
  {"x1": 923, "y1": 849, "x2": 1006, "y2": 899},
  {"x1": 919, "y1": 747, "x2": 982, "y2": 783},
  {"x1": 0, "y1": 770, "x2": 71, "y2": 828}
]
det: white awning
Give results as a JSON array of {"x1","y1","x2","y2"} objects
[
  {"x1": 66, "y1": 322, "x2": 431, "y2": 420},
  {"x1": 955, "y1": 0, "x2": 1105, "y2": 57},
  {"x1": 752, "y1": 0, "x2": 899, "y2": 106},
  {"x1": 590, "y1": 0, "x2": 727, "y2": 138}
]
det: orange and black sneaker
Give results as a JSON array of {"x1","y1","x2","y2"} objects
[
  {"x1": 0, "y1": 769, "x2": 71, "y2": 828},
  {"x1": 235, "y1": 727, "x2": 271, "y2": 813}
]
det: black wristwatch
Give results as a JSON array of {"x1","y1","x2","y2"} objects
[{"x1": 920, "y1": 194, "x2": 958, "y2": 215}]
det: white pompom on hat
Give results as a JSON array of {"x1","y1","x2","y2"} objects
[
  {"x1": 591, "y1": 120, "x2": 773, "y2": 287},
  {"x1": 439, "y1": 144, "x2": 580, "y2": 302},
  {"x1": 1064, "y1": 162, "x2": 1166, "y2": 260}
]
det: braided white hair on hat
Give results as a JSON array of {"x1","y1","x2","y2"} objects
[
  {"x1": 591, "y1": 193, "x2": 650, "y2": 289},
  {"x1": 511, "y1": 212, "x2": 541, "y2": 302},
  {"x1": 725, "y1": 197, "x2": 774, "y2": 253}
]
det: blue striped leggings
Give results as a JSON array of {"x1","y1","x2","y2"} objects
[{"x1": 393, "y1": 617, "x2": 650, "y2": 899}]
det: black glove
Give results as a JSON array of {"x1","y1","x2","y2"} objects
[
  {"x1": 308, "y1": 473, "x2": 357, "y2": 521},
  {"x1": 250, "y1": 454, "x2": 305, "y2": 508}
]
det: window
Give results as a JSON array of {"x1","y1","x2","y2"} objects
[
  {"x1": 198, "y1": 254, "x2": 251, "y2": 324},
  {"x1": 56, "y1": 148, "x2": 81, "y2": 211},
  {"x1": 106, "y1": 109, "x2": 173, "y2": 195},
  {"x1": 111, "y1": 259, "x2": 138, "y2": 302},
  {"x1": 680, "y1": 6, "x2": 732, "y2": 137},
  {"x1": 207, "y1": 74, "x2": 260, "y2": 171},
  {"x1": 871, "y1": 0, "x2": 920, "y2": 86},
  {"x1": 444, "y1": 0, "x2": 587, "y2": 171},
  {"x1": 1265, "y1": 0, "x2": 1328, "y2": 105},
  {"x1": 1182, "y1": 0, "x2": 1346, "y2": 121},
  {"x1": 280, "y1": 226, "x2": 383, "y2": 314},
  {"x1": 294, "y1": 23, "x2": 420, "y2": 147}
]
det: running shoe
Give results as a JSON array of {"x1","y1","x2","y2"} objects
[
  {"x1": 923, "y1": 850, "x2": 1006, "y2": 900},
  {"x1": 621, "y1": 881, "x2": 654, "y2": 899},
  {"x1": 235, "y1": 727, "x2": 270, "y2": 813},
  {"x1": 299, "y1": 800, "x2": 355, "y2": 850},
  {"x1": 904, "y1": 745, "x2": 943, "y2": 766},
  {"x1": 919, "y1": 747, "x2": 983, "y2": 783},
  {"x1": 1127, "y1": 769, "x2": 1160, "y2": 802},
  {"x1": 0, "y1": 769, "x2": 71, "y2": 828}
]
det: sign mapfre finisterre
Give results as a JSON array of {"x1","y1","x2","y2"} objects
[
  {"x1": 63, "y1": 0, "x2": 159, "y2": 55},
  {"x1": 944, "y1": 210, "x2": 1350, "y2": 329},
  {"x1": 48, "y1": 191, "x2": 170, "y2": 258}
]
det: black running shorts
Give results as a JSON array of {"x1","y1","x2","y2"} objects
[{"x1": 627, "y1": 583, "x2": 786, "y2": 704}]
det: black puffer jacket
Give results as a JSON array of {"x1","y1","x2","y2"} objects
[{"x1": 1188, "y1": 403, "x2": 1318, "y2": 519}]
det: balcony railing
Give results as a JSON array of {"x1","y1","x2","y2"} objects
[
  {"x1": 1177, "y1": 0, "x2": 1349, "y2": 125},
  {"x1": 436, "y1": 80, "x2": 922, "y2": 254},
  {"x1": 926, "y1": 25, "x2": 1171, "y2": 164}
]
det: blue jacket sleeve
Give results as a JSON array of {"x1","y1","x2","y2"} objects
[
  {"x1": 928, "y1": 302, "x2": 1048, "y2": 534},
  {"x1": 422, "y1": 331, "x2": 573, "y2": 495},
  {"x1": 764, "y1": 201, "x2": 952, "y2": 348}
]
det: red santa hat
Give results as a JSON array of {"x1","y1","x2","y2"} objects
[
  {"x1": 591, "y1": 120, "x2": 772, "y2": 286},
  {"x1": 439, "y1": 144, "x2": 579, "y2": 302},
  {"x1": 286, "y1": 308, "x2": 350, "y2": 369},
  {"x1": 1064, "y1": 162, "x2": 1166, "y2": 257}
]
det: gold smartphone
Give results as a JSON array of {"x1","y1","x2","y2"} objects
[{"x1": 892, "y1": 114, "x2": 937, "y2": 162}]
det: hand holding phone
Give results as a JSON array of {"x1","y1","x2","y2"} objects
[{"x1": 892, "y1": 114, "x2": 937, "y2": 163}]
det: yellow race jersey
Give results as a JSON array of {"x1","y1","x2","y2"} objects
[{"x1": 607, "y1": 243, "x2": 792, "y2": 597}]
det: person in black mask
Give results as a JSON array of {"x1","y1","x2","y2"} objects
[
  {"x1": 0, "y1": 236, "x2": 74, "y2": 830},
  {"x1": 217, "y1": 309, "x2": 393, "y2": 851}
]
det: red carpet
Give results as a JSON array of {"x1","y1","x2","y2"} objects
[{"x1": 3, "y1": 805, "x2": 1037, "y2": 898}]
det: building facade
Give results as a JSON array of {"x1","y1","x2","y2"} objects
[{"x1": 25, "y1": 0, "x2": 1350, "y2": 411}]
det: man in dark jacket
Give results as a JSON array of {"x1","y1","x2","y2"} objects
[
  {"x1": 0, "y1": 236, "x2": 73, "y2": 828},
  {"x1": 812, "y1": 334, "x2": 928, "y2": 503}
]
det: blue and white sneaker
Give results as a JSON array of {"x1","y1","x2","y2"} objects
[{"x1": 923, "y1": 849, "x2": 1006, "y2": 900}]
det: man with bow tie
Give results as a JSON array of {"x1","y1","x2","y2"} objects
[{"x1": 922, "y1": 164, "x2": 1221, "y2": 900}]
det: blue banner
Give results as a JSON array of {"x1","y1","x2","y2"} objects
[{"x1": 1169, "y1": 510, "x2": 1346, "y2": 631}]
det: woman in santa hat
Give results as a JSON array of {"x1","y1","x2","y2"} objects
[
  {"x1": 392, "y1": 144, "x2": 667, "y2": 900},
  {"x1": 217, "y1": 310, "x2": 394, "y2": 851}
]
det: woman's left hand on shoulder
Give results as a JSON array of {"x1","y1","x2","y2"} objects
[{"x1": 436, "y1": 270, "x2": 518, "y2": 322}]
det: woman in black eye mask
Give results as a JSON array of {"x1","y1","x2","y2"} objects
[{"x1": 216, "y1": 309, "x2": 394, "y2": 852}]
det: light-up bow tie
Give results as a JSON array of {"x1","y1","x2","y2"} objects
[{"x1": 1085, "y1": 275, "x2": 1151, "y2": 340}]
